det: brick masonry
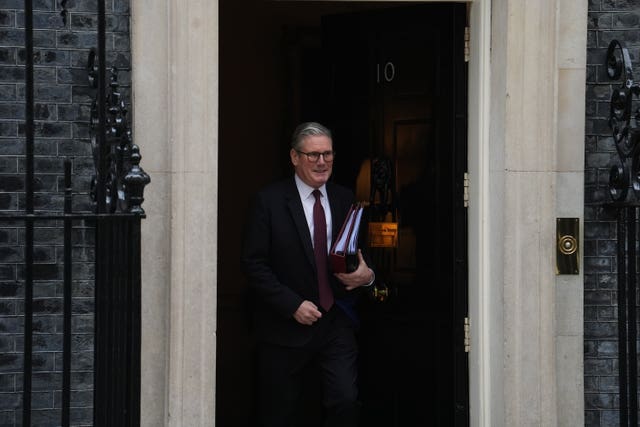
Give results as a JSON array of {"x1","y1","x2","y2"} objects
[
  {"x1": 0, "y1": 0, "x2": 130, "y2": 426},
  {"x1": 585, "y1": 0, "x2": 640, "y2": 426}
]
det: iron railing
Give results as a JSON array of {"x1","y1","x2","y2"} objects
[
  {"x1": 604, "y1": 38, "x2": 640, "y2": 427},
  {"x1": 0, "y1": 0, "x2": 149, "y2": 425}
]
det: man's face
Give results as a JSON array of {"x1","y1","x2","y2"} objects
[{"x1": 290, "y1": 134, "x2": 334, "y2": 188}]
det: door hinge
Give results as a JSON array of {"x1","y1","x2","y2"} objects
[
  {"x1": 464, "y1": 26, "x2": 470, "y2": 62},
  {"x1": 463, "y1": 172, "x2": 470, "y2": 207},
  {"x1": 464, "y1": 317, "x2": 470, "y2": 353}
]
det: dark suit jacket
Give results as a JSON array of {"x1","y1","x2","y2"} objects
[{"x1": 241, "y1": 176, "x2": 361, "y2": 347}]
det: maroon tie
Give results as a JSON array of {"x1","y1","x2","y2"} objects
[{"x1": 313, "y1": 190, "x2": 333, "y2": 311}]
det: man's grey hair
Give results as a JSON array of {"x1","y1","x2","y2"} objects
[{"x1": 291, "y1": 122, "x2": 332, "y2": 150}]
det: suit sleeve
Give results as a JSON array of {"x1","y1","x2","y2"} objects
[{"x1": 241, "y1": 193, "x2": 304, "y2": 318}]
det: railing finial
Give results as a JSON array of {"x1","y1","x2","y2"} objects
[{"x1": 88, "y1": 54, "x2": 150, "y2": 214}]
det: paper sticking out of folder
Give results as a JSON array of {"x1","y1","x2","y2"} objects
[{"x1": 330, "y1": 203, "x2": 363, "y2": 273}]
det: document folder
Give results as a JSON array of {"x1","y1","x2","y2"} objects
[{"x1": 330, "y1": 203, "x2": 364, "y2": 273}]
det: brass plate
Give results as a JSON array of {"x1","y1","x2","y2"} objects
[
  {"x1": 556, "y1": 218, "x2": 579, "y2": 274},
  {"x1": 368, "y1": 222, "x2": 398, "y2": 248}
]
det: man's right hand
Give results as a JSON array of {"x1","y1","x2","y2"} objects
[{"x1": 293, "y1": 300, "x2": 322, "y2": 325}]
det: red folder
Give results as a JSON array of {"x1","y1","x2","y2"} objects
[{"x1": 330, "y1": 203, "x2": 363, "y2": 273}]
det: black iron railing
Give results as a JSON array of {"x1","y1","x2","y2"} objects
[
  {"x1": 604, "y1": 39, "x2": 640, "y2": 427},
  {"x1": 0, "y1": 1, "x2": 149, "y2": 425}
]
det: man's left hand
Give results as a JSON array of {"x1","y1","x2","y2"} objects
[{"x1": 334, "y1": 249, "x2": 375, "y2": 291}]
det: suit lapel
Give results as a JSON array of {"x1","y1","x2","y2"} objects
[
  {"x1": 327, "y1": 184, "x2": 349, "y2": 243},
  {"x1": 285, "y1": 178, "x2": 316, "y2": 269}
]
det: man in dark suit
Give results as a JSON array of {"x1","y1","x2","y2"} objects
[{"x1": 241, "y1": 122, "x2": 375, "y2": 427}]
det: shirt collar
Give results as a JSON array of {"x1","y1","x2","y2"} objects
[{"x1": 294, "y1": 174, "x2": 326, "y2": 200}]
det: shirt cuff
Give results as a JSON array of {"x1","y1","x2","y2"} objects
[{"x1": 363, "y1": 268, "x2": 375, "y2": 287}]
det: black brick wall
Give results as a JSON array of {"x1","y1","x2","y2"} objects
[
  {"x1": 0, "y1": 0, "x2": 130, "y2": 426},
  {"x1": 585, "y1": 1, "x2": 640, "y2": 426}
]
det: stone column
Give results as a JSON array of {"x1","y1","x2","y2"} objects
[
  {"x1": 502, "y1": 2, "x2": 559, "y2": 423},
  {"x1": 132, "y1": 0, "x2": 219, "y2": 425},
  {"x1": 555, "y1": 0, "x2": 586, "y2": 424},
  {"x1": 131, "y1": 1, "x2": 170, "y2": 425},
  {"x1": 489, "y1": 0, "x2": 586, "y2": 425}
]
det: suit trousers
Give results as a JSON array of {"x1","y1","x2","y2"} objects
[{"x1": 255, "y1": 306, "x2": 360, "y2": 427}]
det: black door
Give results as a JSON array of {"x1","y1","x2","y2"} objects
[{"x1": 316, "y1": 4, "x2": 469, "y2": 426}]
